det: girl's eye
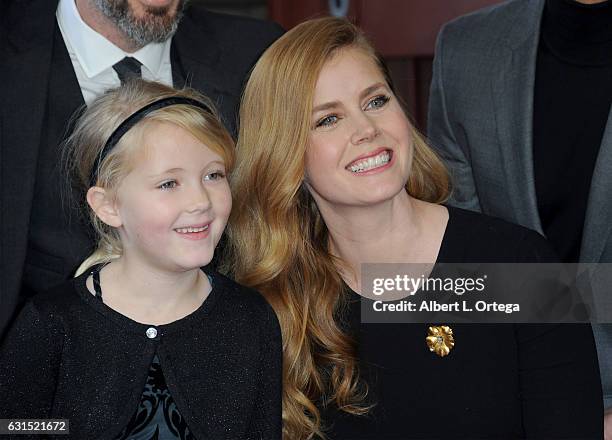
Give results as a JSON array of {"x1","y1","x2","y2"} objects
[
  {"x1": 315, "y1": 115, "x2": 339, "y2": 128},
  {"x1": 203, "y1": 171, "x2": 226, "y2": 181},
  {"x1": 366, "y1": 95, "x2": 390, "y2": 110},
  {"x1": 158, "y1": 180, "x2": 177, "y2": 190}
]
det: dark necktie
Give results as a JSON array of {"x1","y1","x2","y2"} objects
[{"x1": 112, "y1": 57, "x2": 142, "y2": 84}]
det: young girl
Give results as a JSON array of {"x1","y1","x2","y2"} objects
[{"x1": 0, "y1": 80, "x2": 282, "y2": 440}]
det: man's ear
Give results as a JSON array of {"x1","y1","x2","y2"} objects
[{"x1": 86, "y1": 187, "x2": 122, "y2": 228}]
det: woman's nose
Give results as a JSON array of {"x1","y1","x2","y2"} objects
[{"x1": 350, "y1": 114, "x2": 379, "y2": 145}]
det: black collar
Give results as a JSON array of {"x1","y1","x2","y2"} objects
[{"x1": 542, "y1": 0, "x2": 612, "y2": 66}]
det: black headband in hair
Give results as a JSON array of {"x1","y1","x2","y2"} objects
[{"x1": 89, "y1": 96, "x2": 213, "y2": 187}]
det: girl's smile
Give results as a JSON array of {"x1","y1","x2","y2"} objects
[{"x1": 174, "y1": 222, "x2": 211, "y2": 240}]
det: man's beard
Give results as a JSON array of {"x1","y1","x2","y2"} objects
[{"x1": 93, "y1": 0, "x2": 186, "y2": 47}]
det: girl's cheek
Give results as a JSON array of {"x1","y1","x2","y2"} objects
[{"x1": 215, "y1": 185, "x2": 233, "y2": 217}]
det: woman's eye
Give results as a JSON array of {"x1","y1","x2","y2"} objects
[
  {"x1": 158, "y1": 180, "x2": 177, "y2": 190},
  {"x1": 315, "y1": 115, "x2": 339, "y2": 128},
  {"x1": 366, "y1": 95, "x2": 390, "y2": 110},
  {"x1": 204, "y1": 171, "x2": 226, "y2": 181}
]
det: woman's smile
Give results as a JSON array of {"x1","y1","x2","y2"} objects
[{"x1": 346, "y1": 148, "x2": 394, "y2": 174}]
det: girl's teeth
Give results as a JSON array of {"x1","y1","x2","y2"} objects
[{"x1": 176, "y1": 225, "x2": 209, "y2": 234}]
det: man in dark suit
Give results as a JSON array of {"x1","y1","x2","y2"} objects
[
  {"x1": 0, "y1": 0, "x2": 283, "y2": 336},
  {"x1": 427, "y1": 0, "x2": 612, "y2": 433}
]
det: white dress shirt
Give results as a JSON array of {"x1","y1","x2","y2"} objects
[{"x1": 56, "y1": 0, "x2": 173, "y2": 105}]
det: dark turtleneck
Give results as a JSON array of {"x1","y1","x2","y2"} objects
[{"x1": 533, "y1": 0, "x2": 612, "y2": 262}]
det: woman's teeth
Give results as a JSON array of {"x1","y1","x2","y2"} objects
[
  {"x1": 175, "y1": 225, "x2": 209, "y2": 234},
  {"x1": 348, "y1": 151, "x2": 391, "y2": 173}
]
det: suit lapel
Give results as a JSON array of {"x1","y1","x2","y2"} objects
[
  {"x1": 1, "y1": 0, "x2": 58, "y2": 303},
  {"x1": 490, "y1": 0, "x2": 545, "y2": 234},
  {"x1": 171, "y1": 9, "x2": 241, "y2": 134},
  {"x1": 582, "y1": 108, "x2": 612, "y2": 262},
  {"x1": 49, "y1": 25, "x2": 86, "y2": 143},
  {"x1": 171, "y1": 26, "x2": 221, "y2": 94}
]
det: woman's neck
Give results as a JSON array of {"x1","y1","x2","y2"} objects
[
  {"x1": 90, "y1": 257, "x2": 210, "y2": 325},
  {"x1": 317, "y1": 192, "x2": 448, "y2": 293}
]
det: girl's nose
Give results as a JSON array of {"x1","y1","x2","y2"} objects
[{"x1": 186, "y1": 184, "x2": 212, "y2": 213}]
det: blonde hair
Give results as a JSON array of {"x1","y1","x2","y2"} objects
[
  {"x1": 63, "y1": 79, "x2": 235, "y2": 276},
  {"x1": 225, "y1": 17, "x2": 450, "y2": 439}
]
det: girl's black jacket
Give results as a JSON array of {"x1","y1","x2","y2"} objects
[{"x1": 0, "y1": 269, "x2": 282, "y2": 440}]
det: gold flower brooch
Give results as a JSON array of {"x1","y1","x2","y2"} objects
[{"x1": 426, "y1": 325, "x2": 454, "y2": 357}]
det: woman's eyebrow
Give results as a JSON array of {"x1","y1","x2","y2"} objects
[
  {"x1": 311, "y1": 83, "x2": 388, "y2": 114},
  {"x1": 312, "y1": 101, "x2": 339, "y2": 114},
  {"x1": 360, "y1": 82, "x2": 387, "y2": 99}
]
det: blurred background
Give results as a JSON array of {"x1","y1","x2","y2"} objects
[{"x1": 197, "y1": 0, "x2": 503, "y2": 131}]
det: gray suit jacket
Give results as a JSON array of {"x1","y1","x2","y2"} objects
[{"x1": 427, "y1": 0, "x2": 612, "y2": 406}]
